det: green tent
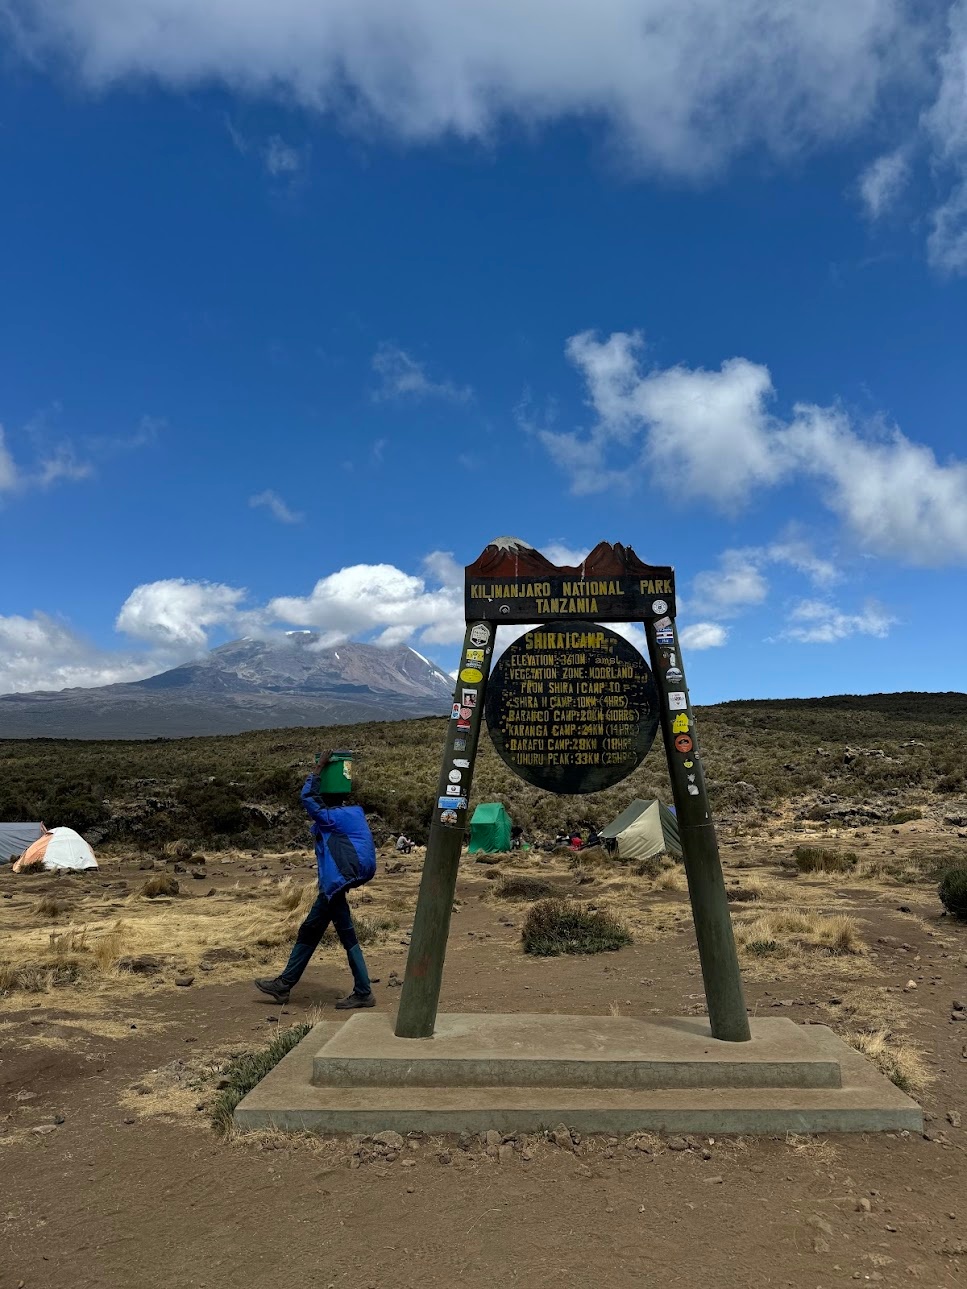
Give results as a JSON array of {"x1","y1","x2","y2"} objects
[{"x1": 468, "y1": 802, "x2": 512, "y2": 853}]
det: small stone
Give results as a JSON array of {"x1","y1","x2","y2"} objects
[
  {"x1": 400, "y1": 1158, "x2": 416, "y2": 1169},
  {"x1": 947, "y1": 1111, "x2": 961, "y2": 1128},
  {"x1": 701, "y1": 1148, "x2": 712, "y2": 1160},
  {"x1": 498, "y1": 1143, "x2": 514, "y2": 1163},
  {"x1": 856, "y1": 1198, "x2": 872, "y2": 1213},
  {"x1": 174, "y1": 975, "x2": 194, "y2": 987},
  {"x1": 373, "y1": 1130, "x2": 405, "y2": 1151},
  {"x1": 123, "y1": 1117, "x2": 136, "y2": 1124},
  {"x1": 53, "y1": 1114, "x2": 66, "y2": 1125},
  {"x1": 30, "y1": 1124, "x2": 58, "y2": 1135},
  {"x1": 484, "y1": 1129, "x2": 501, "y2": 1150},
  {"x1": 438, "y1": 1151, "x2": 452, "y2": 1165},
  {"x1": 886, "y1": 1224, "x2": 898, "y2": 1233},
  {"x1": 808, "y1": 1215, "x2": 834, "y2": 1238},
  {"x1": 550, "y1": 1127, "x2": 574, "y2": 1151},
  {"x1": 953, "y1": 1011, "x2": 967, "y2": 1022},
  {"x1": 667, "y1": 1136, "x2": 689, "y2": 1151},
  {"x1": 704, "y1": 1175, "x2": 724, "y2": 1184},
  {"x1": 898, "y1": 905, "x2": 912, "y2": 913},
  {"x1": 905, "y1": 980, "x2": 917, "y2": 990}
]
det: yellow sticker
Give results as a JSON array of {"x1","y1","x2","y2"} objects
[
  {"x1": 672, "y1": 713, "x2": 690, "y2": 734},
  {"x1": 460, "y1": 668, "x2": 483, "y2": 684}
]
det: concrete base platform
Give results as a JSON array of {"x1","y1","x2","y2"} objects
[
  {"x1": 312, "y1": 1013, "x2": 844, "y2": 1089},
  {"x1": 235, "y1": 1014, "x2": 923, "y2": 1136}
]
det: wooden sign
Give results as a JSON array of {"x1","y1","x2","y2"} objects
[{"x1": 485, "y1": 620, "x2": 659, "y2": 793}]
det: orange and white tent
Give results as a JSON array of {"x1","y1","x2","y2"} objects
[{"x1": 13, "y1": 827, "x2": 98, "y2": 872}]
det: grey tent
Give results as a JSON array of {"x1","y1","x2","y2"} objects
[
  {"x1": 600, "y1": 799, "x2": 681, "y2": 861},
  {"x1": 0, "y1": 823, "x2": 45, "y2": 864}
]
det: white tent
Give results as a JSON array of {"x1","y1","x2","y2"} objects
[
  {"x1": 600, "y1": 799, "x2": 681, "y2": 862},
  {"x1": 12, "y1": 827, "x2": 98, "y2": 872}
]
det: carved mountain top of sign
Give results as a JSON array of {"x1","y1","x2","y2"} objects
[
  {"x1": 467, "y1": 538, "x2": 559, "y2": 578},
  {"x1": 466, "y1": 538, "x2": 670, "y2": 579}
]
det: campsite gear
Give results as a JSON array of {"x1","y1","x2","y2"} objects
[
  {"x1": 315, "y1": 751, "x2": 354, "y2": 795},
  {"x1": 12, "y1": 827, "x2": 98, "y2": 872},
  {"x1": 335, "y1": 990, "x2": 376, "y2": 1010},
  {"x1": 0, "y1": 822, "x2": 45, "y2": 864},
  {"x1": 254, "y1": 977, "x2": 290, "y2": 1004},
  {"x1": 467, "y1": 802, "x2": 512, "y2": 854},
  {"x1": 275, "y1": 886, "x2": 373, "y2": 996},
  {"x1": 600, "y1": 799, "x2": 681, "y2": 862},
  {"x1": 301, "y1": 776, "x2": 377, "y2": 900}
]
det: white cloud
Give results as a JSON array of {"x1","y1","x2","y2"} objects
[
  {"x1": 264, "y1": 134, "x2": 302, "y2": 175},
  {"x1": 542, "y1": 330, "x2": 967, "y2": 566},
  {"x1": 116, "y1": 578, "x2": 251, "y2": 648},
  {"x1": 928, "y1": 180, "x2": 967, "y2": 274},
  {"x1": 6, "y1": 0, "x2": 915, "y2": 178},
  {"x1": 679, "y1": 622, "x2": 727, "y2": 650},
  {"x1": 545, "y1": 332, "x2": 783, "y2": 506},
  {"x1": 371, "y1": 344, "x2": 471, "y2": 404},
  {"x1": 0, "y1": 426, "x2": 18, "y2": 493},
  {"x1": 249, "y1": 489, "x2": 304, "y2": 524},
  {"x1": 859, "y1": 146, "x2": 910, "y2": 218},
  {"x1": 268, "y1": 556, "x2": 464, "y2": 647},
  {"x1": 0, "y1": 612, "x2": 164, "y2": 694},
  {"x1": 692, "y1": 539, "x2": 839, "y2": 618},
  {"x1": 542, "y1": 542, "x2": 592, "y2": 567},
  {"x1": 0, "y1": 420, "x2": 94, "y2": 497},
  {"x1": 780, "y1": 598, "x2": 895, "y2": 644}
]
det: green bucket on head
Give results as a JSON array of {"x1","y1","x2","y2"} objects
[{"x1": 317, "y1": 751, "x2": 354, "y2": 794}]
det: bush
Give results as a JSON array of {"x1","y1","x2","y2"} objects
[
  {"x1": 210, "y1": 1023, "x2": 312, "y2": 1134},
  {"x1": 139, "y1": 874, "x2": 180, "y2": 898},
  {"x1": 888, "y1": 807, "x2": 923, "y2": 825},
  {"x1": 939, "y1": 868, "x2": 967, "y2": 919},
  {"x1": 494, "y1": 876, "x2": 554, "y2": 901},
  {"x1": 36, "y1": 896, "x2": 67, "y2": 919},
  {"x1": 633, "y1": 857, "x2": 663, "y2": 879},
  {"x1": 793, "y1": 846, "x2": 857, "y2": 874},
  {"x1": 521, "y1": 898, "x2": 632, "y2": 956}
]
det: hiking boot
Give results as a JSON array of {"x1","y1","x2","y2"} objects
[
  {"x1": 254, "y1": 977, "x2": 290, "y2": 1004},
  {"x1": 335, "y1": 991, "x2": 376, "y2": 1010}
]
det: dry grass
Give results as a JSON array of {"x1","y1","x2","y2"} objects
[
  {"x1": 656, "y1": 868, "x2": 687, "y2": 893},
  {"x1": 139, "y1": 874, "x2": 180, "y2": 898},
  {"x1": 735, "y1": 910, "x2": 867, "y2": 964},
  {"x1": 842, "y1": 1028, "x2": 930, "y2": 1096}
]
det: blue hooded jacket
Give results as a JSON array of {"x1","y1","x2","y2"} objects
[{"x1": 300, "y1": 775, "x2": 377, "y2": 900}]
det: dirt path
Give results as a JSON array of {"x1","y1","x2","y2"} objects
[{"x1": 2, "y1": 841, "x2": 967, "y2": 1288}]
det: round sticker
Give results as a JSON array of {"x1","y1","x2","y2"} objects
[
  {"x1": 460, "y1": 668, "x2": 483, "y2": 684},
  {"x1": 448, "y1": 770, "x2": 462, "y2": 783},
  {"x1": 440, "y1": 809, "x2": 458, "y2": 826},
  {"x1": 674, "y1": 733, "x2": 693, "y2": 754},
  {"x1": 652, "y1": 599, "x2": 668, "y2": 614},
  {"x1": 470, "y1": 624, "x2": 491, "y2": 646},
  {"x1": 666, "y1": 667, "x2": 683, "y2": 683},
  {"x1": 684, "y1": 759, "x2": 694, "y2": 768}
]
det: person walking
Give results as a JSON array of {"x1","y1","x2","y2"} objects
[{"x1": 255, "y1": 754, "x2": 377, "y2": 1008}]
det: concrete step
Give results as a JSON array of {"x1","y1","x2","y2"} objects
[
  {"x1": 234, "y1": 1018, "x2": 923, "y2": 1137},
  {"x1": 311, "y1": 1013, "x2": 844, "y2": 1090}
]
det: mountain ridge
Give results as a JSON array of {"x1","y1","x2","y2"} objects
[{"x1": 0, "y1": 635, "x2": 454, "y2": 739}]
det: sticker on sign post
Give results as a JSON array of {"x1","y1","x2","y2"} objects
[
  {"x1": 439, "y1": 795, "x2": 467, "y2": 810},
  {"x1": 469, "y1": 624, "x2": 491, "y2": 647},
  {"x1": 668, "y1": 691, "x2": 688, "y2": 710}
]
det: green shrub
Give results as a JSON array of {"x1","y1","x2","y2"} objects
[
  {"x1": 938, "y1": 869, "x2": 967, "y2": 919},
  {"x1": 494, "y1": 875, "x2": 554, "y2": 901},
  {"x1": 746, "y1": 939, "x2": 782, "y2": 957},
  {"x1": 210, "y1": 1023, "x2": 312, "y2": 1134},
  {"x1": 521, "y1": 898, "x2": 631, "y2": 956},
  {"x1": 793, "y1": 846, "x2": 857, "y2": 874},
  {"x1": 888, "y1": 807, "x2": 923, "y2": 825}
]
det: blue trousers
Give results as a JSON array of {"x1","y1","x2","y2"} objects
[{"x1": 279, "y1": 889, "x2": 372, "y2": 995}]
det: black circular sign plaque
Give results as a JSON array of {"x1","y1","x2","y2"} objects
[{"x1": 485, "y1": 620, "x2": 660, "y2": 794}]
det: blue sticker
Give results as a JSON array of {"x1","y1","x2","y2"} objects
[{"x1": 439, "y1": 795, "x2": 467, "y2": 811}]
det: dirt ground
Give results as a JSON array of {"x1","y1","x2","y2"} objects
[{"x1": 2, "y1": 817, "x2": 967, "y2": 1289}]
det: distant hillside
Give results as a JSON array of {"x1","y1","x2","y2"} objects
[
  {"x1": 0, "y1": 635, "x2": 454, "y2": 738},
  {"x1": 2, "y1": 690, "x2": 965, "y2": 851}
]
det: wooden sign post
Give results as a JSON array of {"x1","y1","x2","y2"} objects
[{"x1": 395, "y1": 538, "x2": 750, "y2": 1043}]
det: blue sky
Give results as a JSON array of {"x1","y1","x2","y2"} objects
[{"x1": 1, "y1": 1, "x2": 966, "y2": 704}]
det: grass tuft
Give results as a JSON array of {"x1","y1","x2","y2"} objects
[
  {"x1": 210, "y1": 1023, "x2": 313, "y2": 1134},
  {"x1": 494, "y1": 875, "x2": 555, "y2": 901},
  {"x1": 522, "y1": 898, "x2": 632, "y2": 957},
  {"x1": 793, "y1": 846, "x2": 857, "y2": 874},
  {"x1": 888, "y1": 807, "x2": 923, "y2": 825},
  {"x1": 139, "y1": 874, "x2": 180, "y2": 898},
  {"x1": 842, "y1": 1027, "x2": 929, "y2": 1096}
]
